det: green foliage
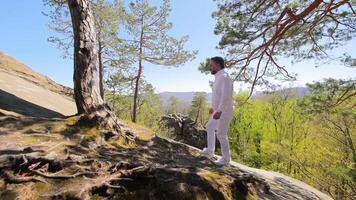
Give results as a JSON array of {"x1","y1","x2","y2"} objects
[
  {"x1": 43, "y1": 0, "x2": 72, "y2": 58},
  {"x1": 105, "y1": 72, "x2": 163, "y2": 129},
  {"x1": 212, "y1": 0, "x2": 356, "y2": 91},
  {"x1": 229, "y1": 94, "x2": 267, "y2": 167},
  {"x1": 300, "y1": 78, "x2": 356, "y2": 198},
  {"x1": 188, "y1": 92, "x2": 209, "y2": 125},
  {"x1": 44, "y1": 0, "x2": 126, "y2": 63},
  {"x1": 299, "y1": 78, "x2": 356, "y2": 114},
  {"x1": 198, "y1": 58, "x2": 211, "y2": 75},
  {"x1": 123, "y1": 0, "x2": 197, "y2": 67},
  {"x1": 167, "y1": 96, "x2": 179, "y2": 114},
  {"x1": 105, "y1": 70, "x2": 134, "y2": 119},
  {"x1": 120, "y1": 0, "x2": 198, "y2": 122},
  {"x1": 228, "y1": 79, "x2": 355, "y2": 199},
  {"x1": 136, "y1": 89, "x2": 163, "y2": 129}
]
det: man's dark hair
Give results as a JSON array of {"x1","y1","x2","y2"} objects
[{"x1": 210, "y1": 56, "x2": 225, "y2": 69}]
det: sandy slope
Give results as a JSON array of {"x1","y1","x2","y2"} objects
[{"x1": 0, "y1": 51, "x2": 76, "y2": 117}]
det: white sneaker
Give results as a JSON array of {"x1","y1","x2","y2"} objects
[
  {"x1": 213, "y1": 157, "x2": 230, "y2": 166},
  {"x1": 200, "y1": 148, "x2": 214, "y2": 158}
]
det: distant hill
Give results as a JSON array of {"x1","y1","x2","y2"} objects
[
  {"x1": 0, "y1": 51, "x2": 76, "y2": 117},
  {"x1": 160, "y1": 92, "x2": 212, "y2": 103},
  {"x1": 159, "y1": 87, "x2": 310, "y2": 110},
  {"x1": 252, "y1": 87, "x2": 310, "y2": 99},
  {"x1": 159, "y1": 92, "x2": 212, "y2": 112}
]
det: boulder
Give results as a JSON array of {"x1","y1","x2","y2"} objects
[{"x1": 161, "y1": 114, "x2": 219, "y2": 150}]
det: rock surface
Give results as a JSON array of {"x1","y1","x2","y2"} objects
[
  {"x1": 0, "y1": 51, "x2": 76, "y2": 117},
  {"x1": 161, "y1": 114, "x2": 222, "y2": 151},
  {"x1": 161, "y1": 114, "x2": 212, "y2": 149}
]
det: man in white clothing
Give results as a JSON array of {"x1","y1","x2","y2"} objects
[{"x1": 200, "y1": 56, "x2": 234, "y2": 166}]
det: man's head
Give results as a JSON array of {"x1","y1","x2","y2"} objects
[{"x1": 209, "y1": 56, "x2": 225, "y2": 75}]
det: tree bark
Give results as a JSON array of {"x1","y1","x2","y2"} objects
[
  {"x1": 67, "y1": 0, "x2": 102, "y2": 113},
  {"x1": 132, "y1": 15, "x2": 144, "y2": 123},
  {"x1": 132, "y1": 60, "x2": 142, "y2": 123},
  {"x1": 67, "y1": 0, "x2": 125, "y2": 139},
  {"x1": 98, "y1": 39, "x2": 105, "y2": 99}
]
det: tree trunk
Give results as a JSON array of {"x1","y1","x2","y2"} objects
[
  {"x1": 98, "y1": 39, "x2": 105, "y2": 99},
  {"x1": 67, "y1": 0, "x2": 127, "y2": 140},
  {"x1": 132, "y1": 60, "x2": 142, "y2": 123},
  {"x1": 195, "y1": 105, "x2": 201, "y2": 124},
  {"x1": 132, "y1": 15, "x2": 144, "y2": 123},
  {"x1": 344, "y1": 125, "x2": 355, "y2": 180},
  {"x1": 111, "y1": 88, "x2": 116, "y2": 113},
  {"x1": 68, "y1": 0, "x2": 102, "y2": 113}
]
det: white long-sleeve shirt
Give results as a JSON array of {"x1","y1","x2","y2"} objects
[{"x1": 212, "y1": 69, "x2": 234, "y2": 114}]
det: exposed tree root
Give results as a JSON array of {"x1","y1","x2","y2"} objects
[
  {"x1": 76, "y1": 111, "x2": 136, "y2": 144},
  {"x1": 1, "y1": 170, "x2": 48, "y2": 184},
  {"x1": 0, "y1": 114, "x2": 332, "y2": 199},
  {"x1": 31, "y1": 170, "x2": 97, "y2": 179},
  {"x1": 0, "y1": 140, "x2": 274, "y2": 200},
  {"x1": 0, "y1": 115, "x2": 271, "y2": 200},
  {"x1": 0, "y1": 147, "x2": 44, "y2": 156}
]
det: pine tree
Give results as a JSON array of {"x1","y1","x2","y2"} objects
[
  {"x1": 167, "y1": 96, "x2": 178, "y2": 114},
  {"x1": 66, "y1": 0, "x2": 127, "y2": 140},
  {"x1": 188, "y1": 92, "x2": 209, "y2": 125},
  {"x1": 123, "y1": 0, "x2": 197, "y2": 122},
  {"x1": 213, "y1": 0, "x2": 356, "y2": 95},
  {"x1": 44, "y1": 0, "x2": 127, "y2": 98}
]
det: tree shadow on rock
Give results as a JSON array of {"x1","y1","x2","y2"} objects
[{"x1": 0, "y1": 89, "x2": 64, "y2": 118}]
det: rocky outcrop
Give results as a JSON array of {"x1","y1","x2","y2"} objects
[
  {"x1": 0, "y1": 51, "x2": 74, "y2": 99},
  {"x1": 0, "y1": 51, "x2": 77, "y2": 117},
  {"x1": 161, "y1": 114, "x2": 219, "y2": 150},
  {"x1": 0, "y1": 114, "x2": 332, "y2": 200}
]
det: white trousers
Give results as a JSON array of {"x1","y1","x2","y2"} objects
[{"x1": 205, "y1": 111, "x2": 234, "y2": 161}]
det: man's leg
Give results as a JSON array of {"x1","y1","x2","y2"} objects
[
  {"x1": 216, "y1": 113, "x2": 233, "y2": 163},
  {"x1": 202, "y1": 116, "x2": 218, "y2": 155}
]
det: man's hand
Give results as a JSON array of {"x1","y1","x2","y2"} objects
[
  {"x1": 209, "y1": 108, "x2": 214, "y2": 115},
  {"x1": 213, "y1": 111, "x2": 222, "y2": 120}
]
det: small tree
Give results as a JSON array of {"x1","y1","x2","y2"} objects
[
  {"x1": 299, "y1": 78, "x2": 356, "y2": 199},
  {"x1": 188, "y1": 92, "x2": 209, "y2": 125},
  {"x1": 105, "y1": 69, "x2": 157, "y2": 122},
  {"x1": 123, "y1": 0, "x2": 197, "y2": 122},
  {"x1": 105, "y1": 69, "x2": 133, "y2": 116},
  {"x1": 167, "y1": 96, "x2": 178, "y2": 114},
  {"x1": 136, "y1": 87, "x2": 163, "y2": 129}
]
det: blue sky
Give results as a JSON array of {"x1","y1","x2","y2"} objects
[{"x1": 0, "y1": 0, "x2": 355, "y2": 93}]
